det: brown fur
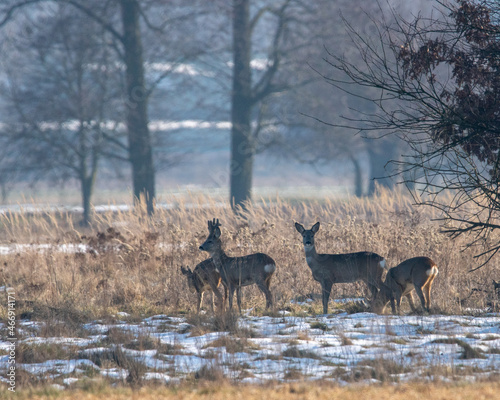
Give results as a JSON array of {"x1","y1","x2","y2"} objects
[
  {"x1": 180, "y1": 258, "x2": 227, "y2": 313},
  {"x1": 372, "y1": 256, "x2": 438, "y2": 314},
  {"x1": 295, "y1": 221, "x2": 386, "y2": 314}
]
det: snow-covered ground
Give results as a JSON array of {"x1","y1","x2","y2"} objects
[{"x1": 1, "y1": 304, "x2": 499, "y2": 388}]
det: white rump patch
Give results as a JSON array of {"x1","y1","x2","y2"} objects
[
  {"x1": 426, "y1": 266, "x2": 438, "y2": 276},
  {"x1": 379, "y1": 259, "x2": 387, "y2": 269},
  {"x1": 264, "y1": 264, "x2": 276, "y2": 274}
]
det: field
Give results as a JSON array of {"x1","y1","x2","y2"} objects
[
  {"x1": 5, "y1": 382, "x2": 500, "y2": 400},
  {"x1": 0, "y1": 188, "x2": 499, "y2": 396}
]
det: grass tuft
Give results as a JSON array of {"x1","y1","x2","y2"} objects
[{"x1": 432, "y1": 338, "x2": 486, "y2": 359}]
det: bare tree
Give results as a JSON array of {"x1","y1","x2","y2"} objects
[
  {"x1": 320, "y1": 0, "x2": 500, "y2": 268},
  {"x1": 264, "y1": 0, "x2": 413, "y2": 197},
  {"x1": 0, "y1": 0, "x2": 154, "y2": 212},
  {"x1": 229, "y1": 0, "x2": 317, "y2": 209},
  {"x1": 0, "y1": 6, "x2": 124, "y2": 224},
  {"x1": 0, "y1": 0, "x2": 211, "y2": 215}
]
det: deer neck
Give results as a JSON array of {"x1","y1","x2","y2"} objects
[
  {"x1": 303, "y1": 244, "x2": 319, "y2": 264},
  {"x1": 210, "y1": 246, "x2": 229, "y2": 272}
]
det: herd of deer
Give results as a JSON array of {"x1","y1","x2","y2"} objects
[{"x1": 181, "y1": 219, "x2": 439, "y2": 315}]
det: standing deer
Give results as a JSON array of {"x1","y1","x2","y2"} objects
[
  {"x1": 371, "y1": 256, "x2": 438, "y2": 314},
  {"x1": 180, "y1": 258, "x2": 227, "y2": 313},
  {"x1": 199, "y1": 219, "x2": 276, "y2": 313},
  {"x1": 295, "y1": 221, "x2": 386, "y2": 314}
]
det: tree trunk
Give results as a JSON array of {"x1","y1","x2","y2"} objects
[
  {"x1": 349, "y1": 154, "x2": 364, "y2": 197},
  {"x1": 79, "y1": 149, "x2": 97, "y2": 226},
  {"x1": 81, "y1": 175, "x2": 93, "y2": 226},
  {"x1": 230, "y1": 0, "x2": 253, "y2": 210},
  {"x1": 366, "y1": 139, "x2": 398, "y2": 195},
  {"x1": 120, "y1": 0, "x2": 155, "y2": 215}
]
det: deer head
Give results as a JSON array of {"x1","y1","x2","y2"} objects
[
  {"x1": 180, "y1": 266, "x2": 197, "y2": 293},
  {"x1": 199, "y1": 218, "x2": 222, "y2": 254},
  {"x1": 295, "y1": 222, "x2": 320, "y2": 250}
]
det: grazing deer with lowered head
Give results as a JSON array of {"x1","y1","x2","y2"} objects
[
  {"x1": 295, "y1": 222, "x2": 386, "y2": 314},
  {"x1": 180, "y1": 258, "x2": 227, "y2": 313},
  {"x1": 371, "y1": 256, "x2": 438, "y2": 314},
  {"x1": 199, "y1": 219, "x2": 276, "y2": 313}
]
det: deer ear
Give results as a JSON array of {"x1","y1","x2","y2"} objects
[
  {"x1": 295, "y1": 222, "x2": 305, "y2": 234},
  {"x1": 311, "y1": 222, "x2": 320, "y2": 233},
  {"x1": 214, "y1": 226, "x2": 221, "y2": 238},
  {"x1": 180, "y1": 266, "x2": 188, "y2": 276}
]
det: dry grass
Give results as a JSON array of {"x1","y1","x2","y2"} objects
[
  {"x1": 0, "y1": 188, "x2": 498, "y2": 322},
  {"x1": 4, "y1": 381, "x2": 500, "y2": 400}
]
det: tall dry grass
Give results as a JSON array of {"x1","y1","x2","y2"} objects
[{"x1": 0, "y1": 187, "x2": 498, "y2": 321}]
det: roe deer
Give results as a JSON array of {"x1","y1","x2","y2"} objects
[
  {"x1": 199, "y1": 218, "x2": 276, "y2": 313},
  {"x1": 371, "y1": 256, "x2": 438, "y2": 314},
  {"x1": 295, "y1": 222, "x2": 386, "y2": 314},
  {"x1": 180, "y1": 258, "x2": 227, "y2": 313}
]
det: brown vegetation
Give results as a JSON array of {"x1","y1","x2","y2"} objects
[
  {"x1": 4, "y1": 381, "x2": 500, "y2": 400},
  {"x1": 0, "y1": 188, "x2": 498, "y2": 321}
]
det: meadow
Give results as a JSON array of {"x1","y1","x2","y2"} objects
[{"x1": 0, "y1": 188, "x2": 499, "y2": 396}]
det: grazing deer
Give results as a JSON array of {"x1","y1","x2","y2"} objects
[
  {"x1": 180, "y1": 258, "x2": 227, "y2": 313},
  {"x1": 199, "y1": 219, "x2": 276, "y2": 313},
  {"x1": 371, "y1": 256, "x2": 438, "y2": 314},
  {"x1": 295, "y1": 222, "x2": 386, "y2": 314}
]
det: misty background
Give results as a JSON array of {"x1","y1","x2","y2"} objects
[{"x1": 0, "y1": 1, "x2": 430, "y2": 218}]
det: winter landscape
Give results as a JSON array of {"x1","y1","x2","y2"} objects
[
  {"x1": 0, "y1": 190, "x2": 499, "y2": 399},
  {"x1": 2, "y1": 300, "x2": 499, "y2": 388},
  {"x1": 1, "y1": 0, "x2": 500, "y2": 399}
]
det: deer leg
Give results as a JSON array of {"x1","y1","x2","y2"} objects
[
  {"x1": 390, "y1": 285, "x2": 402, "y2": 314},
  {"x1": 210, "y1": 291, "x2": 215, "y2": 313},
  {"x1": 423, "y1": 277, "x2": 435, "y2": 312},
  {"x1": 196, "y1": 291, "x2": 203, "y2": 314},
  {"x1": 423, "y1": 285, "x2": 431, "y2": 312},
  {"x1": 207, "y1": 279, "x2": 224, "y2": 312},
  {"x1": 256, "y1": 280, "x2": 273, "y2": 310},
  {"x1": 321, "y1": 281, "x2": 333, "y2": 314},
  {"x1": 222, "y1": 284, "x2": 228, "y2": 312},
  {"x1": 414, "y1": 286, "x2": 427, "y2": 312},
  {"x1": 395, "y1": 294, "x2": 403, "y2": 315},
  {"x1": 236, "y1": 286, "x2": 242, "y2": 314},
  {"x1": 389, "y1": 296, "x2": 397, "y2": 314},
  {"x1": 227, "y1": 284, "x2": 235, "y2": 311},
  {"x1": 406, "y1": 292, "x2": 417, "y2": 312},
  {"x1": 366, "y1": 282, "x2": 379, "y2": 301}
]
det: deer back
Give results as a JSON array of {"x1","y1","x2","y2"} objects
[
  {"x1": 218, "y1": 252, "x2": 275, "y2": 287},
  {"x1": 310, "y1": 252, "x2": 384, "y2": 284},
  {"x1": 195, "y1": 258, "x2": 221, "y2": 288},
  {"x1": 389, "y1": 256, "x2": 437, "y2": 288}
]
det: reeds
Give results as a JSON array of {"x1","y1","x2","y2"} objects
[{"x1": 0, "y1": 187, "x2": 498, "y2": 320}]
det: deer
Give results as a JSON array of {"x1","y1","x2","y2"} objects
[
  {"x1": 180, "y1": 258, "x2": 227, "y2": 313},
  {"x1": 199, "y1": 218, "x2": 276, "y2": 313},
  {"x1": 295, "y1": 221, "x2": 386, "y2": 314},
  {"x1": 371, "y1": 256, "x2": 438, "y2": 314}
]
